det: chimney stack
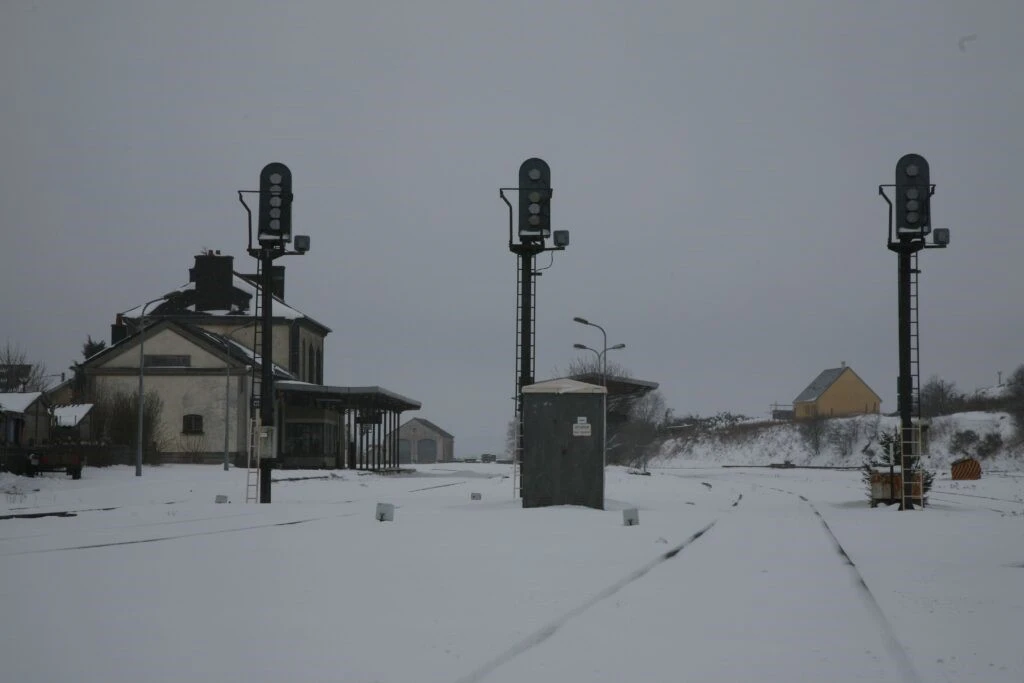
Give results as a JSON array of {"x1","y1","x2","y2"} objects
[
  {"x1": 111, "y1": 314, "x2": 127, "y2": 345},
  {"x1": 189, "y1": 252, "x2": 235, "y2": 312}
]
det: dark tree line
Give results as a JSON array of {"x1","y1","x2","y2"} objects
[{"x1": 919, "y1": 365, "x2": 1024, "y2": 443}]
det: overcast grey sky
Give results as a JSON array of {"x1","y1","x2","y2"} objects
[{"x1": 2, "y1": 1, "x2": 1021, "y2": 457}]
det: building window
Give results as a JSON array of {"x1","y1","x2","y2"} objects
[
  {"x1": 307, "y1": 343, "x2": 314, "y2": 384},
  {"x1": 316, "y1": 347, "x2": 323, "y2": 384},
  {"x1": 182, "y1": 414, "x2": 204, "y2": 434},
  {"x1": 145, "y1": 354, "x2": 191, "y2": 367}
]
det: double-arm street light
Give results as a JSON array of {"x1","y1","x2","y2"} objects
[
  {"x1": 573, "y1": 317, "x2": 625, "y2": 469},
  {"x1": 136, "y1": 292, "x2": 177, "y2": 477},
  {"x1": 572, "y1": 342, "x2": 626, "y2": 384}
]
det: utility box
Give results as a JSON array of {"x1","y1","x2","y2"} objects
[{"x1": 521, "y1": 378, "x2": 606, "y2": 510}]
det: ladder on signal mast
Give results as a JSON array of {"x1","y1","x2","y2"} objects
[
  {"x1": 245, "y1": 418, "x2": 261, "y2": 503},
  {"x1": 245, "y1": 258, "x2": 265, "y2": 503},
  {"x1": 511, "y1": 259, "x2": 536, "y2": 499},
  {"x1": 901, "y1": 251, "x2": 925, "y2": 510},
  {"x1": 900, "y1": 424, "x2": 924, "y2": 509},
  {"x1": 909, "y1": 251, "x2": 921, "y2": 418}
]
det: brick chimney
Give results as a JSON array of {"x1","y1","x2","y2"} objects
[
  {"x1": 111, "y1": 313, "x2": 128, "y2": 345},
  {"x1": 189, "y1": 251, "x2": 235, "y2": 312}
]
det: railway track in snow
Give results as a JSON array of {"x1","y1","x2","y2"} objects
[
  {"x1": 674, "y1": 475, "x2": 924, "y2": 683},
  {"x1": 0, "y1": 510, "x2": 363, "y2": 556},
  {"x1": 926, "y1": 490, "x2": 1023, "y2": 515},
  {"x1": 453, "y1": 492, "x2": 743, "y2": 683}
]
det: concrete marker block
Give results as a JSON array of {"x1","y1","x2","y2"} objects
[{"x1": 376, "y1": 502, "x2": 395, "y2": 522}]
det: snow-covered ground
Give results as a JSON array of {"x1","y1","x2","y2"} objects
[{"x1": 2, "y1": 463, "x2": 1023, "y2": 682}]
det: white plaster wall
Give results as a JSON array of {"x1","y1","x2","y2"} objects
[{"x1": 94, "y1": 371, "x2": 247, "y2": 456}]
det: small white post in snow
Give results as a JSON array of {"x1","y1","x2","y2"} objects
[
  {"x1": 376, "y1": 502, "x2": 395, "y2": 522},
  {"x1": 623, "y1": 508, "x2": 639, "y2": 526}
]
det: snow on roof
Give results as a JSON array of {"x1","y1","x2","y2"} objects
[
  {"x1": 120, "y1": 274, "x2": 311, "y2": 321},
  {"x1": 0, "y1": 392, "x2": 44, "y2": 413},
  {"x1": 53, "y1": 404, "x2": 93, "y2": 427},
  {"x1": 793, "y1": 367, "x2": 847, "y2": 403},
  {"x1": 522, "y1": 378, "x2": 607, "y2": 394},
  {"x1": 224, "y1": 338, "x2": 294, "y2": 378}
]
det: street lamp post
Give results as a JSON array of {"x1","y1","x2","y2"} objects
[
  {"x1": 572, "y1": 317, "x2": 625, "y2": 469},
  {"x1": 573, "y1": 317, "x2": 607, "y2": 385},
  {"x1": 136, "y1": 293, "x2": 176, "y2": 477}
]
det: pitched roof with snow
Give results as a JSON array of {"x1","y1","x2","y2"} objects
[
  {"x1": 182, "y1": 324, "x2": 295, "y2": 379},
  {"x1": 119, "y1": 273, "x2": 330, "y2": 332},
  {"x1": 566, "y1": 373, "x2": 658, "y2": 396},
  {"x1": 794, "y1": 367, "x2": 848, "y2": 403},
  {"x1": 53, "y1": 404, "x2": 93, "y2": 427},
  {"x1": 523, "y1": 378, "x2": 607, "y2": 394},
  {"x1": 81, "y1": 319, "x2": 297, "y2": 381},
  {"x1": 0, "y1": 392, "x2": 45, "y2": 414}
]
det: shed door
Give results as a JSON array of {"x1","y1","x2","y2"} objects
[
  {"x1": 398, "y1": 439, "x2": 411, "y2": 464},
  {"x1": 416, "y1": 438, "x2": 437, "y2": 464}
]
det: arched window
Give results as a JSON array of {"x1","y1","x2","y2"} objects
[
  {"x1": 316, "y1": 347, "x2": 323, "y2": 384},
  {"x1": 301, "y1": 344, "x2": 307, "y2": 381},
  {"x1": 182, "y1": 414, "x2": 204, "y2": 434}
]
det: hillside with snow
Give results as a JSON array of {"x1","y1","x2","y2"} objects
[{"x1": 655, "y1": 411, "x2": 1022, "y2": 470}]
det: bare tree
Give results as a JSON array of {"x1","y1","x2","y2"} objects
[
  {"x1": 90, "y1": 388, "x2": 168, "y2": 457},
  {"x1": 564, "y1": 355, "x2": 632, "y2": 381},
  {"x1": 826, "y1": 419, "x2": 861, "y2": 458},
  {"x1": 504, "y1": 417, "x2": 519, "y2": 459},
  {"x1": 628, "y1": 390, "x2": 668, "y2": 425},
  {"x1": 178, "y1": 433, "x2": 209, "y2": 463},
  {"x1": 0, "y1": 342, "x2": 48, "y2": 391},
  {"x1": 613, "y1": 389, "x2": 671, "y2": 468},
  {"x1": 919, "y1": 375, "x2": 963, "y2": 417},
  {"x1": 799, "y1": 415, "x2": 827, "y2": 457}
]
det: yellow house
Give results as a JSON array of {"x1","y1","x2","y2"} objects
[{"x1": 793, "y1": 364, "x2": 881, "y2": 419}]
